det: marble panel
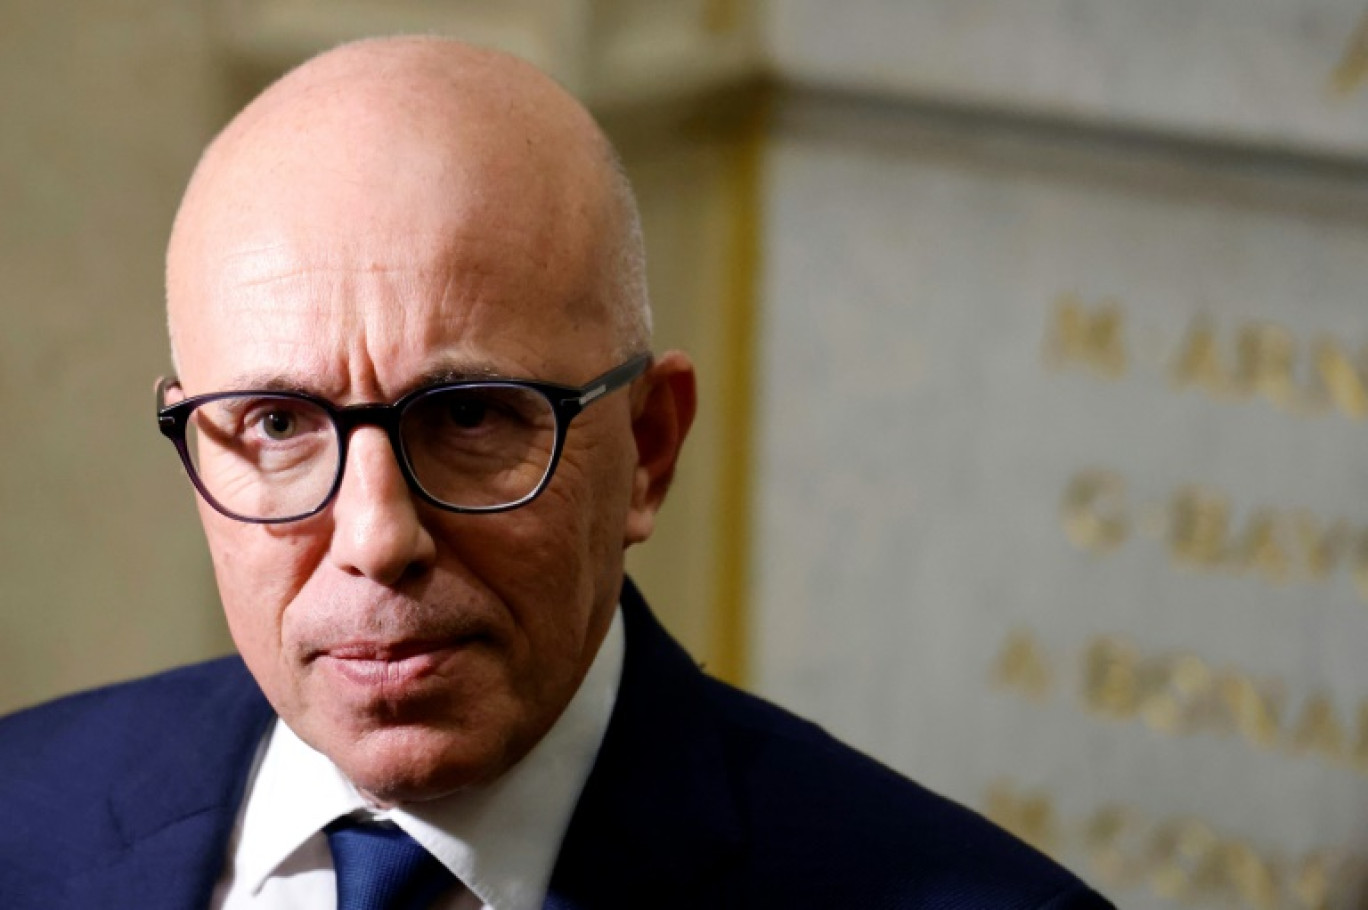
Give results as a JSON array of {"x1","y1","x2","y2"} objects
[
  {"x1": 754, "y1": 93, "x2": 1368, "y2": 908},
  {"x1": 769, "y1": 0, "x2": 1368, "y2": 160}
]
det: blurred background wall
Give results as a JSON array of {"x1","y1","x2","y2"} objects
[
  {"x1": 4, "y1": 2, "x2": 1368, "y2": 907},
  {"x1": 756, "y1": 5, "x2": 1368, "y2": 909},
  {"x1": 1, "y1": 1, "x2": 231, "y2": 713}
]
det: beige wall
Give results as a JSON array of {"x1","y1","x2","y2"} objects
[
  {"x1": 612, "y1": 90, "x2": 764, "y2": 684},
  {"x1": 1, "y1": 1, "x2": 234, "y2": 713}
]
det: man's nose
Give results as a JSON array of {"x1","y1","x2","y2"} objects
[{"x1": 328, "y1": 427, "x2": 437, "y2": 585}]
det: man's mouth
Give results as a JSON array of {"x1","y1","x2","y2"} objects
[
  {"x1": 315, "y1": 636, "x2": 484, "y2": 690},
  {"x1": 325, "y1": 638, "x2": 462, "y2": 662}
]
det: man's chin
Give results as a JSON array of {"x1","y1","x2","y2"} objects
[{"x1": 334, "y1": 723, "x2": 521, "y2": 805}]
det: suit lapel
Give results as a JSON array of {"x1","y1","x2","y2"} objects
[
  {"x1": 544, "y1": 579, "x2": 744, "y2": 910},
  {"x1": 64, "y1": 659, "x2": 274, "y2": 910}
]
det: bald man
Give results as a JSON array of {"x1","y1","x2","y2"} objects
[{"x1": 0, "y1": 38, "x2": 1112, "y2": 910}]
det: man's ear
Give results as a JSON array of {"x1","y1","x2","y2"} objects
[
  {"x1": 156, "y1": 376, "x2": 185, "y2": 405},
  {"x1": 623, "y1": 350, "x2": 697, "y2": 546}
]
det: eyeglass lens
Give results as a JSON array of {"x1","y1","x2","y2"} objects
[{"x1": 185, "y1": 386, "x2": 558, "y2": 520}]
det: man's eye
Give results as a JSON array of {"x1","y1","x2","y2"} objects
[
  {"x1": 260, "y1": 410, "x2": 299, "y2": 440},
  {"x1": 447, "y1": 400, "x2": 489, "y2": 429}
]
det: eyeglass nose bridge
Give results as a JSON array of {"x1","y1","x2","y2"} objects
[
  {"x1": 333, "y1": 401, "x2": 406, "y2": 437},
  {"x1": 327, "y1": 401, "x2": 427, "y2": 506},
  {"x1": 322, "y1": 395, "x2": 570, "y2": 518}
]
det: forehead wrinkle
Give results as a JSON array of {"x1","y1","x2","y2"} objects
[
  {"x1": 224, "y1": 262, "x2": 453, "y2": 291},
  {"x1": 211, "y1": 233, "x2": 471, "y2": 284},
  {"x1": 222, "y1": 357, "x2": 524, "y2": 403}
]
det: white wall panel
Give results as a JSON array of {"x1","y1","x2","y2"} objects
[
  {"x1": 769, "y1": 0, "x2": 1368, "y2": 160},
  {"x1": 754, "y1": 95, "x2": 1368, "y2": 908}
]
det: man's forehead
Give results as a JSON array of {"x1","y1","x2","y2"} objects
[
  {"x1": 180, "y1": 303, "x2": 575, "y2": 391},
  {"x1": 220, "y1": 357, "x2": 518, "y2": 400},
  {"x1": 180, "y1": 224, "x2": 589, "y2": 334},
  {"x1": 173, "y1": 248, "x2": 609, "y2": 399},
  {"x1": 204, "y1": 231, "x2": 492, "y2": 287},
  {"x1": 169, "y1": 112, "x2": 606, "y2": 342}
]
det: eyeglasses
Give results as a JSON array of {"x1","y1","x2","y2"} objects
[{"x1": 156, "y1": 354, "x2": 651, "y2": 523}]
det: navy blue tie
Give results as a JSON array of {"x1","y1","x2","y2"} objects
[{"x1": 325, "y1": 819, "x2": 458, "y2": 910}]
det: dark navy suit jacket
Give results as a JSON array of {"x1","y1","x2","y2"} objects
[{"x1": 0, "y1": 579, "x2": 1113, "y2": 909}]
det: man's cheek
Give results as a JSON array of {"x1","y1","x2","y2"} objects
[
  {"x1": 215, "y1": 553, "x2": 308, "y2": 656},
  {"x1": 455, "y1": 502, "x2": 583, "y2": 570},
  {"x1": 211, "y1": 524, "x2": 314, "y2": 591}
]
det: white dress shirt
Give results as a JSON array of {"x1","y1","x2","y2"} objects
[{"x1": 211, "y1": 608, "x2": 624, "y2": 910}]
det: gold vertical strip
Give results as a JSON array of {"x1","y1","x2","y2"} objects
[
  {"x1": 702, "y1": 0, "x2": 742, "y2": 35},
  {"x1": 709, "y1": 90, "x2": 769, "y2": 687},
  {"x1": 1332, "y1": 7, "x2": 1368, "y2": 95}
]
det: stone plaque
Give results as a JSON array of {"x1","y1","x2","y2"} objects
[
  {"x1": 770, "y1": 0, "x2": 1368, "y2": 161},
  {"x1": 753, "y1": 94, "x2": 1368, "y2": 909}
]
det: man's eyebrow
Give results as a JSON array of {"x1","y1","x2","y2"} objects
[
  {"x1": 413, "y1": 362, "x2": 509, "y2": 386},
  {"x1": 223, "y1": 373, "x2": 317, "y2": 395},
  {"x1": 220, "y1": 360, "x2": 525, "y2": 400}
]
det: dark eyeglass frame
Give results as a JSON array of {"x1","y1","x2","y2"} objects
[{"x1": 155, "y1": 353, "x2": 652, "y2": 524}]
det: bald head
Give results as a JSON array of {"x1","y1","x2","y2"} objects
[{"x1": 167, "y1": 37, "x2": 650, "y2": 375}]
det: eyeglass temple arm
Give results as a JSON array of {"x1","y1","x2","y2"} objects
[
  {"x1": 156, "y1": 376, "x2": 179, "y2": 408},
  {"x1": 574, "y1": 353, "x2": 652, "y2": 407},
  {"x1": 155, "y1": 376, "x2": 183, "y2": 437}
]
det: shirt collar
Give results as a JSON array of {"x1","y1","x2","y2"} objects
[{"x1": 233, "y1": 605, "x2": 625, "y2": 910}]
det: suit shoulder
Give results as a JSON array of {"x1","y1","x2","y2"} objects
[
  {"x1": 0, "y1": 658, "x2": 270, "y2": 903},
  {"x1": 0, "y1": 657, "x2": 257, "y2": 784},
  {"x1": 699, "y1": 677, "x2": 1113, "y2": 909}
]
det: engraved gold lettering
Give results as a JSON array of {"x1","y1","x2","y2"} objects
[
  {"x1": 1234, "y1": 322, "x2": 1301, "y2": 410},
  {"x1": 1080, "y1": 635, "x2": 1368, "y2": 778},
  {"x1": 1216, "y1": 673, "x2": 1284, "y2": 750},
  {"x1": 1291, "y1": 692, "x2": 1348, "y2": 762},
  {"x1": 1083, "y1": 805, "x2": 1143, "y2": 887},
  {"x1": 1312, "y1": 337, "x2": 1368, "y2": 419},
  {"x1": 1138, "y1": 654, "x2": 1212, "y2": 737},
  {"x1": 1059, "y1": 468, "x2": 1365, "y2": 590},
  {"x1": 1044, "y1": 294, "x2": 1127, "y2": 379},
  {"x1": 1235, "y1": 510, "x2": 1292, "y2": 583},
  {"x1": 1148, "y1": 818, "x2": 1220, "y2": 901},
  {"x1": 1083, "y1": 638, "x2": 1139, "y2": 720},
  {"x1": 983, "y1": 781, "x2": 1058, "y2": 855},
  {"x1": 1079, "y1": 304, "x2": 1368, "y2": 424},
  {"x1": 1292, "y1": 512, "x2": 1348, "y2": 580},
  {"x1": 1172, "y1": 318, "x2": 1232, "y2": 397},
  {"x1": 1062, "y1": 471, "x2": 1129, "y2": 553},
  {"x1": 991, "y1": 629, "x2": 1053, "y2": 700},
  {"x1": 1169, "y1": 485, "x2": 1230, "y2": 568},
  {"x1": 987, "y1": 779, "x2": 1368, "y2": 908},
  {"x1": 1292, "y1": 850, "x2": 1337, "y2": 910},
  {"x1": 1223, "y1": 840, "x2": 1280, "y2": 910},
  {"x1": 1166, "y1": 317, "x2": 1368, "y2": 422}
]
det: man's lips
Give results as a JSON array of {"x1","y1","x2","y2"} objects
[
  {"x1": 313, "y1": 636, "x2": 485, "y2": 690},
  {"x1": 324, "y1": 638, "x2": 463, "y2": 662}
]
